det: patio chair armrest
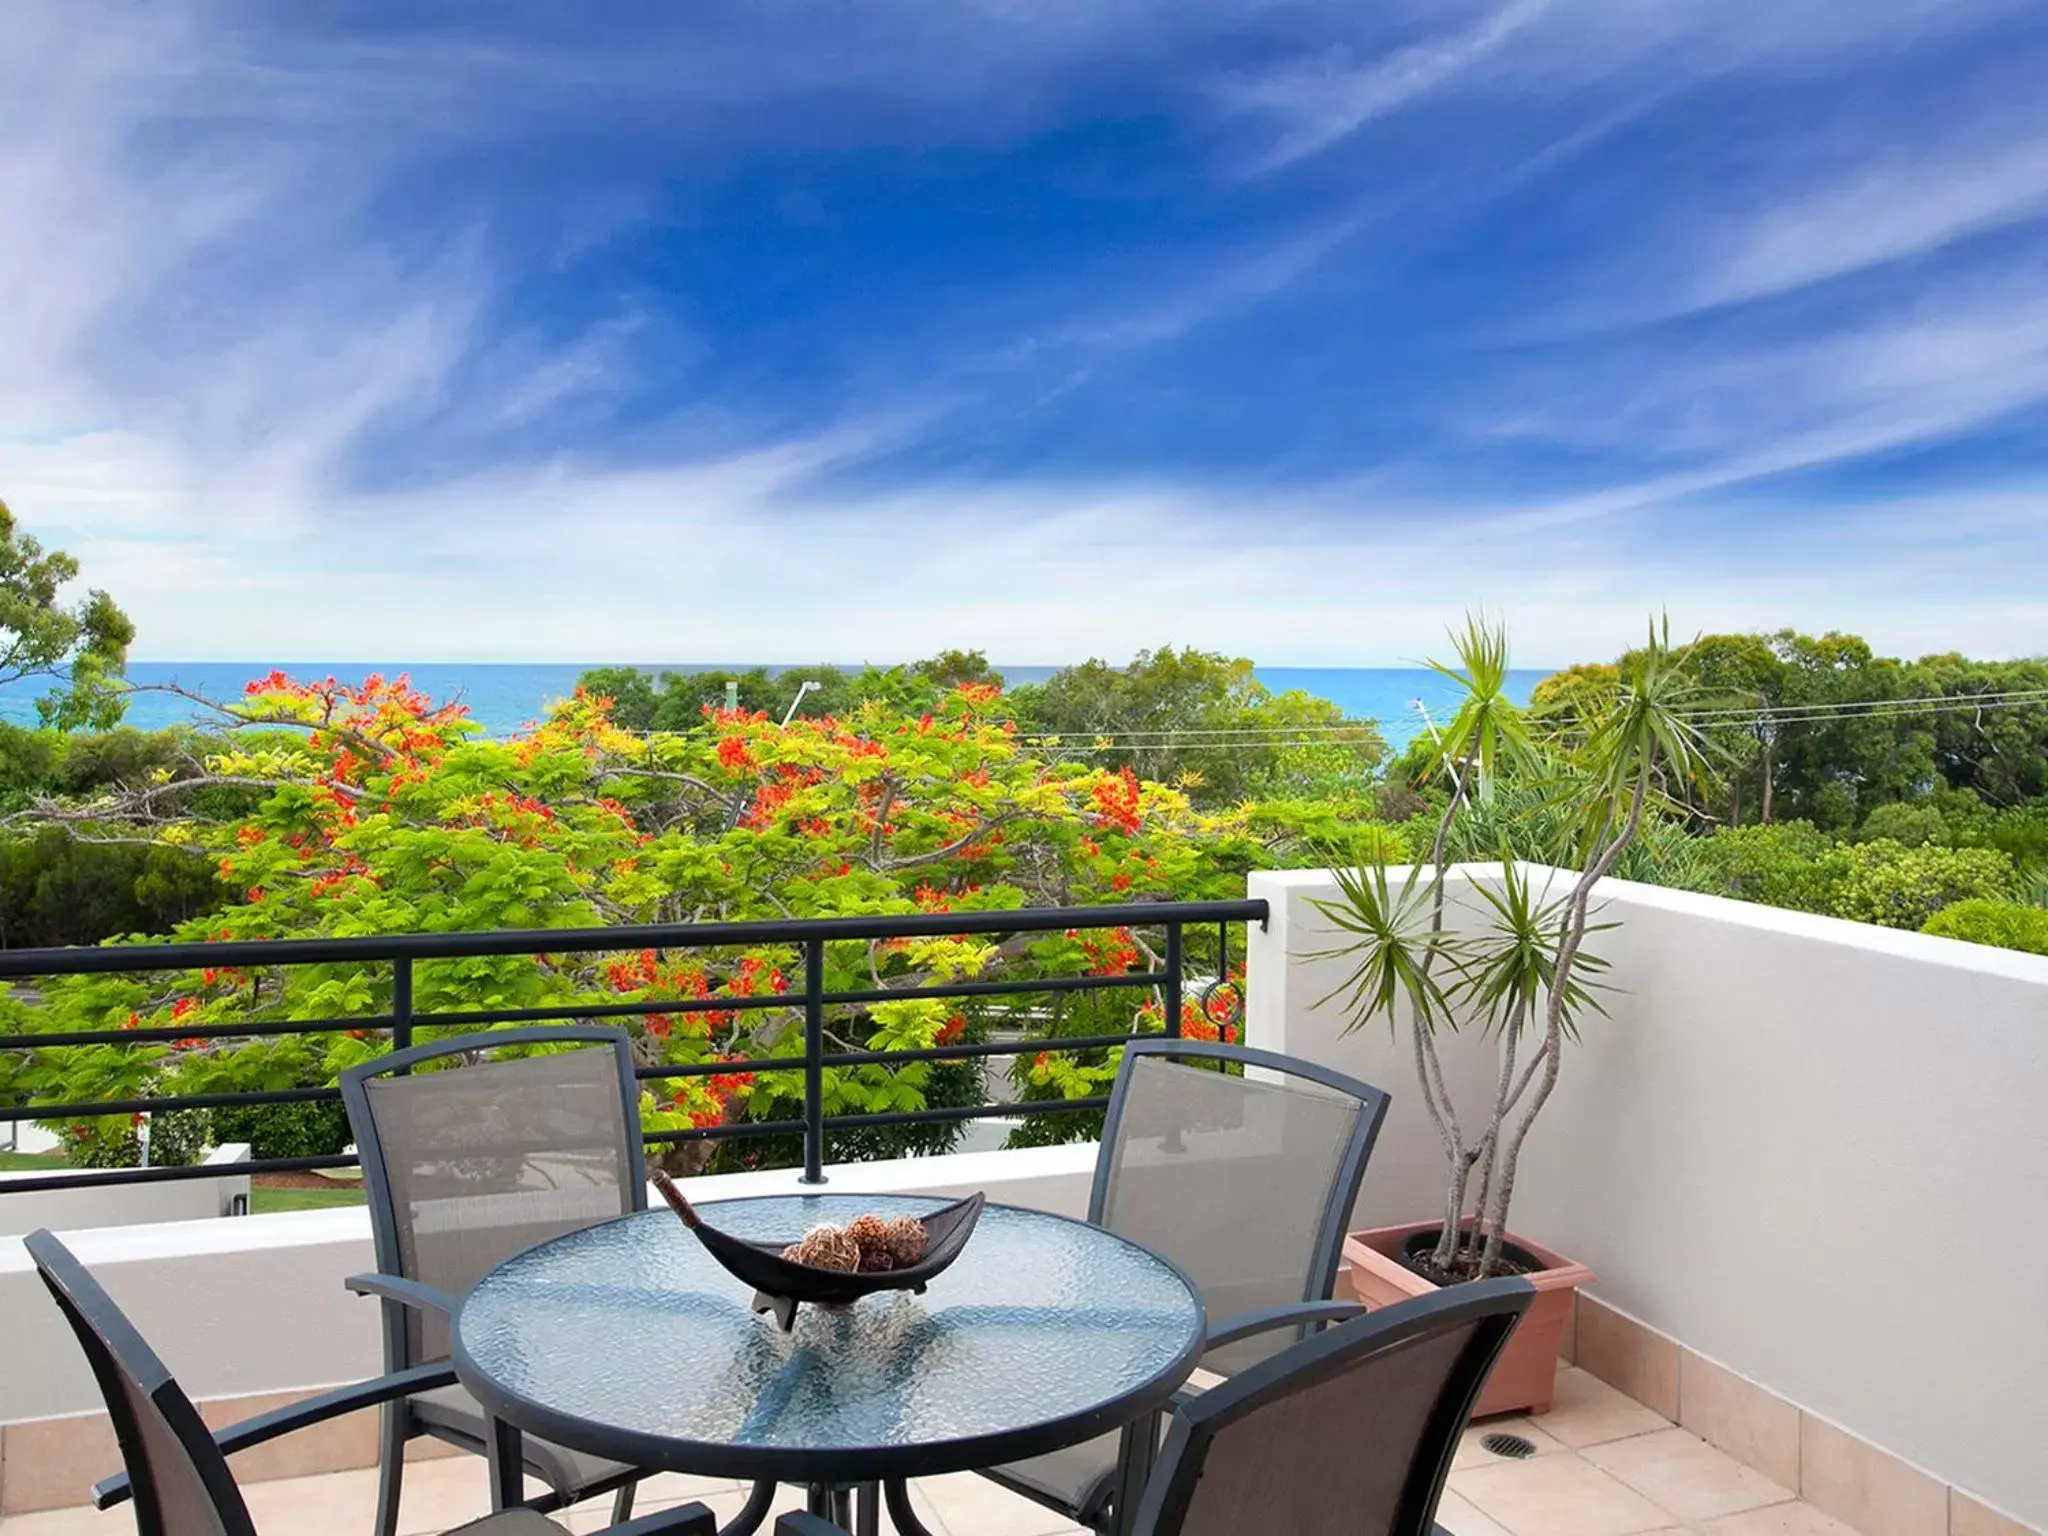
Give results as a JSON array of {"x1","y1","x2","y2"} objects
[
  {"x1": 346, "y1": 1271, "x2": 462, "y2": 1317},
  {"x1": 597, "y1": 1501, "x2": 718, "y2": 1536},
  {"x1": 92, "y1": 1361, "x2": 457, "y2": 1510},
  {"x1": 773, "y1": 1516, "x2": 850, "y2": 1536},
  {"x1": 1204, "y1": 1300, "x2": 1368, "y2": 1350}
]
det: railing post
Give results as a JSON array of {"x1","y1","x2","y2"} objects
[
  {"x1": 1163, "y1": 922, "x2": 1183, "y2": 1038},
  {"x1": 392, "y1": 956, "x2": 414, "y2": 1070},
  {"x1": 799, "y1": 937, "x2": 826, "y2": 1185}
]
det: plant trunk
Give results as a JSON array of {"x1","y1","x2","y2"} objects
[
  {"x1": 1481, "y1": 1016, "x2": 1562, "y2": 1278},
  {"x1": 1761, "y1": 744, "x2": 1774, "y2": 824},
  {"x1": 1464, "y1": 1004, "x2": 1523, "y2": 1276}
]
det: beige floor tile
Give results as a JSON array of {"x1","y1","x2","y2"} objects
[
  {"x1": 1695, "y1": 1500, "x2": 1867, "y2": 1536},
  {"x1": 558, "y1": 1474, "x2": 748, "y2": 1535},
  {"x1": 1530, "y1": 1367, "x2": 1672, "y2": 1448},
  {"x1": 1453, "y1": 1419, "x2": 1570, "y2": 1470},
  {"x1": 0, "y1": 1504, "x2": 132, "y2": 1536},
  {"x1": 684, "y1": 1482, "x2": 968, "y2": 1535},
  {"x1": 1586, "y1": 1428, "x2": 1794, "y2": 1522},
  {"x1": 240, "y1": 1457, "x2": 550, "y2": 1536},
  {"x1": 913, "y1": 1473, "x2": 1086, "y2": 1536},
  {"x1": 1453, "y1": 1453, "x2": 1676, "y2": 1536},
  {"x1": 1437, "y1": 1488, "x2": 1518, "y2": 1536},
  {"x1": 237, "y1": 1465, "x2": 381, "y2": 1536}
]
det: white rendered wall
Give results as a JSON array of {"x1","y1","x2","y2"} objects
[
  {"x1": 1249, "y1": 866, "x2": 2048, "y2": 1528},
  {"x1": 0, "y1": 1145, "x2": 252, "y2": 1240},
  {"x1": 0, "y1": 1141, "x2": 1095, "y2": 1426}
]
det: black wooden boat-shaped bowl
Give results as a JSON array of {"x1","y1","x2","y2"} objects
[{"x1": 651, "y1": 1173, "x2": 986, "y2": 1331}]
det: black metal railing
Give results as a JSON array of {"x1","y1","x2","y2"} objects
[{"x1": 0, "y1": 899, "x2": 1267, "y2": 1194}]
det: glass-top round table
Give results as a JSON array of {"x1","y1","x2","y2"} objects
[{"x1": 452, "y1": 1193, "x2": 1205, "y2": 1536}]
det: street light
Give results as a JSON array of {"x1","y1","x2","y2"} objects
[{"x1": 780, "y1": 680, "x2": 821, "y2": 727}]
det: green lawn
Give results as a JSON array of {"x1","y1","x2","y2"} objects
[
  {"x1": 2, "y1": 1148, "x2": 364, "y2": 1216},
  {"x1": 0, "y1": 1148, "x2": 65, "y2": 1170},
  {"x1": 249, "y1": 1185, "x2": 366, "y2": 1214}
]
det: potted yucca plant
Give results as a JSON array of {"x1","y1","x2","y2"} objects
[{"x1": 1315, "y1": 618, "x2": 1713, "y2": 1415}]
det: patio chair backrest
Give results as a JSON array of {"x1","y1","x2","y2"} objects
[
  {"x1": 341, "y1": 1026, "x2": 648, "y2": 1364},
  {"x1": 1132, "y1": 1276, "x2": 1534, "y2": 1536},
  {"x1": 1092, "y1": 1039, "x2": 1390, "y2": 1371},
  {"x1": 25, "y1": 1229, "x2": 256, "y2": 1536}
]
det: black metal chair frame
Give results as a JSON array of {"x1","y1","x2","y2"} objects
[
  {"x1": 783, "y1": 1278, "x2": 1536, "y2": 1536},
  {"x1": 980, "y1": 1035, "x2": 1392, "y2": 1533},
  {"x1": 341, "y1": 1025, "x2": 653, "y2": 1533},
  {"x1": 25, "y1": 1228, "x2": 715, "y2": 1536}
]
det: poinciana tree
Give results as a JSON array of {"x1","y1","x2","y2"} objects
[{"x1": 4, "y1": 672, "x2": 1254, "y2": 1168}]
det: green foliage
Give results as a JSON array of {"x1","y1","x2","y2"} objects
[
  {"x1": 1856, "y1": 801, "x2": 1949, "y2": 847},
  {"x1": 65, "y1": 1109, "x2": 212, "y2": 1169},
  {"x1": 0, "y1": 828, "x2": 227, "y2": 948},
  {"x1": 1008, "y1": 646, "x2": 1385, "y2": 807},
  {"x1": 1828, "y1": 841, "x2": 2016, "y2": 929},
  {"x1": 1922, "y1": 900, "x2": 2048, "y2": 956},
  {"x1": 1686, "y1": 823, "x2": 2015, "y2": 928},
  {"x1": 578, "y1": 653, "x2": 1006, "y2": 733},
  {"x1": 210, "y1": 1097, "x2": 354, "y2": 1161},
  {"x1": 0, "y1": 500, "x2": 134, "y2": 730}
]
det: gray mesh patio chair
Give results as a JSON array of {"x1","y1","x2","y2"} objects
[
  {"x1": 779, "y1": 1278, "x2": 1535, "y2": 1536},
  {"x1": 341, "y1": 1027, "x2": 657, "y2": 1536},
  {"x1": 980, "y1": 1037, "x2": 1392, "y2": 1533},
  {"x1": 24, "y1": 1229, "x2": 715, "y2": 1536}
]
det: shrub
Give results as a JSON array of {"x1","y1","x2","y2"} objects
[
  {"x1": 1827, "y1": 840, "x2": 2015, "y2": 930},
  {"x1": 63, "y1": 1109, "x2": 212, "y2": 1169},
  {"x1": 1921, "y1": 900, "x2": 2048, "y2": 956},
  {"x1": 1686, "y1": 822, "x2": 1841, "y2": 913},
  {"x1": 1855, "y1": 802, "x2": 1949, "y2": 848},
  {"x1": 210, "y1": 1098, "x2": 353, "y2": 1161}
]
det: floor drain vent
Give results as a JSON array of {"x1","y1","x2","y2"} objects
[{"x1": 1481, "y1": 1433, "x2": 1538, "y2": 1460}]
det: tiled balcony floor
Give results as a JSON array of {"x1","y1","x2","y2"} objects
[{"x1": 0, "y1": 1367, "x2": 1863, "y2": 1536}]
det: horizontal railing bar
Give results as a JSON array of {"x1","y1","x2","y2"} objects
[
  {"x1": 0, "y1": 900, "x2": 1266, "y2": 977},
  {"x1": 0, "y1": 1153, "x2": 359, "y2": 1194},
  {"x1": 819, "y1": 971, "x2": 1163, "y2": 1006},
  {"x1": 9, "y1": 1031, "x2": 1153, "y2": 1113},
  {"x1": 0, "y1": 1086, "x2": 340, "y2": 1123},
  {"x1": 642, "y1": 1097, "x2": 1111, "y2": 1144},
  {"x1": 0, "y1": 973, "x2": 1167, "y2": 1051},
  {"x1": 0, "y1": 1015, "x2": 397, "y2": 1050},
  {"x1": 821, "y1": 1033, "x2": 1140, "y2": 1068}
]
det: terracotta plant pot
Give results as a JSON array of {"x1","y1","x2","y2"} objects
[{"x1": 1340, "y1": 1221, "x2": 1593, "y2": 1417}]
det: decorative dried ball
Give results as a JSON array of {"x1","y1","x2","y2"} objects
[
  {"x1": 781, "y1": 1223, "x2": 860, "y2": 1272},
  {"x1": 880, "y1": 1215, "x2": 928, "y2": 1267},
  {"x1": 845, "y1": 1213, "x2": 892, "y2": 1265},
  {"x1": 858, "y1": 1247, "x2": 895, "y2": 1275}
]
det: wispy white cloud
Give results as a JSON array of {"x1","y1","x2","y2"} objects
[
  {"x1": 1220, "y1": 0, "x2": 1554, "y2": 172},
  {"x1": 1689, "y1": 137, "x2": 2048, "y2": 311},
  {"x1": 0, "y1": 0, "x2": 2043, "y2": 674}
]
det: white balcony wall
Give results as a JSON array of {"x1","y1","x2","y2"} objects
[
  {"x1": 0, "y1": 1144, "x2": 252, "y2": 1239},
  {"x1": 0, "y1": 1142, "x2": 1095, "y2": 1427},
  {"x1": 1248, "y1": 866, "x2": 2048, "y2": 1530}
]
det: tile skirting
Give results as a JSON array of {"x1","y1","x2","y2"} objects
[{"x1": 1565, "y1": 1293, "x2": 2040, "y2": 1536}]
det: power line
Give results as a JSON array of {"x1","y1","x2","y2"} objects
[{"x1": 1003, "y1": 688, "x2": 2048, "y2": 746}]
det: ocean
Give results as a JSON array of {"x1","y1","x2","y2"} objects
[{"x1": 0, "y1": 663, "x2": 1546, "y2": 750}]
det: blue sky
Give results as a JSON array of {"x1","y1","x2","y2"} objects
[{"x1": 1, "y1": 1, "x2": 2044, "y2": 665}]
